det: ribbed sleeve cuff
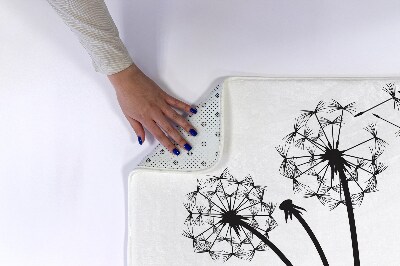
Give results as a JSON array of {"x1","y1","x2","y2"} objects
[{"x1": 89, "y1": 38, "x2": 135, "y2": 75}]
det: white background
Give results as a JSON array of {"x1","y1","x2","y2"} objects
[{"x1": 1, "y1": 1, "x2": 400, "y2": 265}]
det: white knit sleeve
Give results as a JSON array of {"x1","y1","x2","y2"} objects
[{"x1": 46, "y1": 0, "x2": 134, "y2": 75}]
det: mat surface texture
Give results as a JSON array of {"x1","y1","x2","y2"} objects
[{"x1": 129, "y1": 77, "x2": 400, "y2": 265}]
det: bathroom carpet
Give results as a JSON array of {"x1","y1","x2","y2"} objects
[{"x1": 129, "y1": 77, "x2": 400, "y2": 266}]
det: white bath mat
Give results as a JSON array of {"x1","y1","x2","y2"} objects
[{"x1": 129, "y1": 77, "x2": 400, "y2": 266}]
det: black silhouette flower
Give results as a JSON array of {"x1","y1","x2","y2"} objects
[
  {"x1": 279, "y1": 199, "x2": 329, "y2": 266},
  {"x1": 183, "y1": 168, "x2": 292, "y2": 265},
  {"x1": 277, "y1": 99, "x2": 388, "y2": 265}
]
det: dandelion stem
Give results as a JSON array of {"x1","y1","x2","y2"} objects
[
  {"x1": 194, "y1": 224, "x2": 217, "y2": 239},
  {"x1": 373, "y1": 113, "x2": 400, "y2": 129},
  {"x1": 317, "y1": 137, "x2": 330, "y2": 149},
  {"x1": 279, "y1": 199, "x2": 329, "y2": 265},
  {"x1": 288, "y1": 154, "x2": 323, "y2": 160},
  {"x1": 192, "y1": 213, "x2": 222, "y2": 216},
  {"x1": 342, "y1": 137, "x2": 374, "y2": 152},
  {"x1": 230, "y1": 227, "x2": 233, "y2": 253},
  {"x1": 293, "y1": 210, "x2": 329, "y2": 266},
  {"x1": 297, "y1": 158, "x2": 323, "y2": 167},
  {"x1": 354, "y1": 98, "x2": 392, "y2": 117},
  {"x1": 336, "y1": 110, "x2": 344, "y2": 148},
  {"x1": 198, "y1": 192, "x2": 226, "y2": 212},
  {"x1": 215, "y1": 192, "x2": 229, "y2": 211},
  {"x1": 317, "y1": 164, "x2": 330, "y2": 194},
  {"x1": 240, "y1": 214, "x2": 274, "y2": 217},
  {"x1": 208, "y1": 224, "x2": 225, "y2": 250},
  {"x1": 219, "y1": 180, "x2": 232, "y2": 210},
  {"x1": 205, "y1": 224, "x2": 224, "y2": 241},
  {"x1": 292, "y1": 160, "x2": 325, "y2": 180},
  {"x1": 343, "y1": 167, "x2": 365, "y2": 193},
  {"x1": 232, "y1": 183, "x2": 240, "y2": 209},
  {"x1": 315, "y1": 113, "x2": 332, "y2": 148},
  {"x1": 342, "y1": 154, "x2": 373, "y2": 162},
  {"x1": 296, "y1": 132, "x2": 327, "y2": 151},
  {"x1": 238, "y1": 220, "x2": 293, "y2": 266},
  {"x1": 338, "y1": 168, "x2": 360, "y2": 266},
  {"x1": 345, "y1": 160, "x2": 374, "y2": 175},
  {"x1": 239, "y1": 227, "x2": 256, "y2": 249},
  {"x1": 237, "y1": 201, "x2": 263, "y2": 213},
  {"x1": 234, "y1": 187, "x2": 254, "y2": 211}
]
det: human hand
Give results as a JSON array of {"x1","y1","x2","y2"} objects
[{"x1": 107, "y1": 64, "x2": 198, "y2": 155}]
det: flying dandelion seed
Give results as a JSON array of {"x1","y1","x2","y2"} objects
[
  {"x1": 373, "y1": 113, "x2": 400, "y2": 137},
  {"x1": 355, "y1": 83, "x2": 400, "y2": 117},
  {"x1": 277, "y1": 99, "x2": 388, "y2": 266},
  {"x1": 183, "y1": 168, "x2": 293, "y2": 265}
]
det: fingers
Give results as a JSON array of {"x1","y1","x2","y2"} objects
[
  {"x1": 153, "y1": 111, "x2": 193, "y2": 153},
  {"x1": 125, "y1": 110, "x2": 195, "y2": 155},
  {"x1": 145, "y1": 119, "x2": 183, "y2": 155},
  {"x1": 126, "y1": 116, "x2": 145, "y2": 145},
  {"x1": 161, "y1": 105, "x2": 198, "y2": 137},
  {"x1": 164, "y1": 94, "x2": 197, "y2": 114}
]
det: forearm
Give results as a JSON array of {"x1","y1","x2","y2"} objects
[{"x1": 46, "y1": 0, "x2": 134, "y2": 75}]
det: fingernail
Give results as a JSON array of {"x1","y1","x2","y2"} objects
[
  {"x1": 189, "y1": 129, "x2": 197, "y2": 136},
  {"x1": 138, "y1": 136, "x2": 143, "y2": 145},
  {"x1": 184, "y1": 143, "x2": 192, "y2": 151},
  {"x1": 190, "y1": 107, "x2": 197, "y2": 114},
  {"x1": 173, "y1": 148, "x2": 180, "y2": 156}
]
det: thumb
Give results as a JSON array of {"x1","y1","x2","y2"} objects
[{"x1": 126, "y1": 116, "x2": 146, "y2": 145}]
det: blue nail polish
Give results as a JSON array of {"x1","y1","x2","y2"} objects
[
  {"x1": 173, "y1": 148, "x2": 180, "y2": 156},
  {"x1": 190, "y1": 108, "x2": 197, "y2": 114},
  {"x1": 138, "y1": 136, "x2": 142, "y2": 145},
  {"x1": 189, "y1": 129, "x2": 197, "y2": 136},
  {"x1": 184, "y1": 143, "x2": 192, "y2": 151}
]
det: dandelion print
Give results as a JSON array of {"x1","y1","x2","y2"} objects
[
  {"x1": 279, "y1": 199, "x2": 329, "y2": 266},
  {"x1": 183, "y1": 167, "x2": 293, "y2": 265},
  {"x1": 277, "y1": 100, "x2": 388, "y2": 266},
  {"x1": 355, "y1": 83, "x2": 400, "y2": 117},
  {"x1": 373, "y1": 113, "x2": 400, "y2": 137}
]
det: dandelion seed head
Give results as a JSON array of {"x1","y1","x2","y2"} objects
[
  {"x1": 278, "y1": 99, "x2": 388, "y2": 210},
  {"x1": 382, "y1": 83, "x2": 396, "y2": 98},
  {"x1": 183, "y1": 168, "x2": 278, "y2": 262},
  {"x1": 328, "y1": 99, "x2": 357, "y2": 114}
]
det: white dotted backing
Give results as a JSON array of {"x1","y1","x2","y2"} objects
[{"x1": 136, "y1": 84, "x2": 223, "y2": 171}]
